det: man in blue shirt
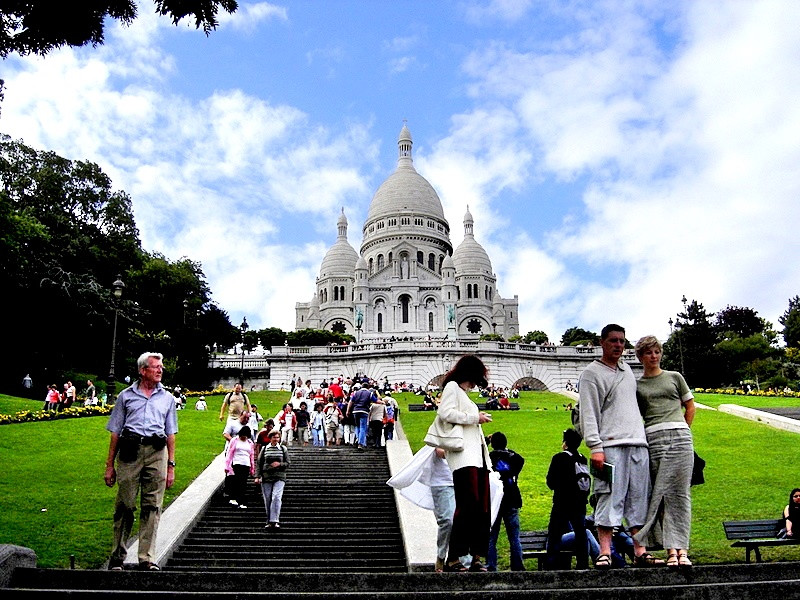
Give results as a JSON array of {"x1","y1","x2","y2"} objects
[{"x1": 104, "y1": 352, "x2": 178, "y2": 571}]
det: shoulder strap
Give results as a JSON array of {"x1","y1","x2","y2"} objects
[{"x1": 224, "y1": 392, "x2": 231, "y2": 404}]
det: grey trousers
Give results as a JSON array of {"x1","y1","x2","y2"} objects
[{"x1": 635, "y1": 428, "x2": 693, "y2": 549}]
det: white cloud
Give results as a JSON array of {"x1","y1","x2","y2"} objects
[
  {"x1": 218, "y1": 2, "x2": 289, "y2": 32},
  {"x1": 389, "y1": 56, "x2": 418, "y2": 74},
  {"x1": 383, "y1": 35, "x2": 420, "y2": 53},
  {"x1": 463, "y1": 0, "x2": 534, "y2": 24},
  {"x1": 443, "y1": 1, "x2": 800, "y2": 341}
]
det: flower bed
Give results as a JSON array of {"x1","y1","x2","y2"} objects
[
  {"x1": 695, "y1": 387, "x2": 800, "y2": 398},
  {"x1": 0, "y1": 404, "x2": 113, "y2": 425}
]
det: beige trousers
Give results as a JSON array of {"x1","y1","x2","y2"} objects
[{"x1": 111, "y1": 442, "x2": 167, "y2": 564}]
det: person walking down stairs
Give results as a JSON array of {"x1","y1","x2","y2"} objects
[{"x1": 255, "y1": 428, "x2": 290, "y2": 528}]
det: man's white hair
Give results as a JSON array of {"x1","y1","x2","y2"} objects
[{"x1": 137, "y1": 352, "x2": 164, "y2": 370}]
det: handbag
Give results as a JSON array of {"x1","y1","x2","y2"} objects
[
  {"x1": 424, "y1": 415, "x2": 464, "y2": 452},
  {"x1": 691, "y1": 451, "x2": 705, "y2": 486}
]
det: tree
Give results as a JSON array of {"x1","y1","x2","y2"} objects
[
  {"x1": 287, "y1": 329, "x2": 354, "y2": 347},
  {"x1": 715, "y1": 305, "x2": 774, "y2": 341},
  {"x1": 203, "y1": 304, "x2": 238, "y2": 352},
  {"x1": 662, "y1": 299, "x2": 720, "y2": 387},
  {"x1": 0, "y1": 135, "x2": 144, "y2": 393},
  {"x1": 0, "y1": 0, "x2": 238, "y2": 58},
  {"x1": 780, "y1": 296, "x2": 800, "y2": 348},
  {"x1": 258, "y1": 327, "x2": 287, "y2": 351},
  {"x1": 560, "y1": 327, "x2": 598, "y2": 346},
  {"x1": 479, "y1": 333, "x2": 504, "y2": 342},
  {"x1": 523, "y1": 330, "x2": 549, "y2": 344},
  {"x1": 0, "y1": 135, "x2": 232, "y2": 393}
]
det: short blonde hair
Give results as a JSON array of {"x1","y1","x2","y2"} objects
[{"x1": 635, "y1": 335, "x2": 661, "y2": 359}]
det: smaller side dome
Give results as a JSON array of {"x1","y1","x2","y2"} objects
[
  {"x1": 452, "y1": 205, "x2": 493, "y2": 275},
  {"x1": 320, "y1": 209, "x2": 359, "y2": 277}
]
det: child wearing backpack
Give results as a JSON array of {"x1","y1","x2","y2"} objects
[
  {"x1": 487, "y1": 431, "x2": 526, "y2": 571},
  {"x1": 545, "y1": 428, "x2": 591, "y2": 570}
]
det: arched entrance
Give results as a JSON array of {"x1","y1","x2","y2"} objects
[{"x1": 514, "y1": 377, "x2": 547, "y2": 391}]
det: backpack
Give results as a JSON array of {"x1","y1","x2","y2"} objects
[
  {"x1": 564, "y1": 450, "x2": 591, "y2": 494},
  {"x1": 575, "y1": 459, "x2": 591, "y2": 494},
  {"x1": 224, "y1": 391, "x2": 249, "y2": 406},
  {"x1": 492, "y1": 449, "x2": 521, "y2": 483},
  {"x1": 324, "y1": 406, "x2": 340, "y2": 426}
]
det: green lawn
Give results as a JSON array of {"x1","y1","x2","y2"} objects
[{"x1": 0, "y1": 390, "x2": 798, "y2": 569}]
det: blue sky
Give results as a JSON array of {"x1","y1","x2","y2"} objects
[{"x1": 3, "y1": 0, "x2": 799, "y2": 343}]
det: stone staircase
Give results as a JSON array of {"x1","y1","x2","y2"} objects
[{"x1": 167, "y1": 445, "x2": 407, "y2": 573}]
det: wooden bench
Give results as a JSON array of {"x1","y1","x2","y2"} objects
[
  {"x1": 723, "y1": 518, "x2": 799, "y2": 562},
  {"x1": 407, "y1": 402, "x2": 520, "y2": 412},
  {"x1": 520, "y1": 530, "x2": 574, "y2": 570},
  {"x1": 478, "y1": 402, "x2": 520, "y2": 411}
]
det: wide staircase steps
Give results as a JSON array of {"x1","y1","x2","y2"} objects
[{"x1": 165, "y1": 445, "x2": 407, "y2": 573}]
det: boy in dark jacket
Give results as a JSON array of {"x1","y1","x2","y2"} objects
[
  {"x1": 487, "y1": 431, "x2": 526, "y2": 571},
  {"x1": 545, "y1": 428, "x2": 590, "y2": 570}
]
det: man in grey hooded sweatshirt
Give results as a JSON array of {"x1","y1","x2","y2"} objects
[{"x1": 578, "y1": 324, "x2": 664, "y2": 569}]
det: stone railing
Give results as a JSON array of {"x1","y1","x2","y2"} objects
[{"x1": 208, "y1": 341, "x2": 636, "y2": 367}]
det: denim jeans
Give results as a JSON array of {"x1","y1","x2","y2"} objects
[
  {"x1": 311, "y1": 428, "x2": 324, "y2": 446},
  {"x1": 431, "y1": 485, "x2": 456, "y2": 561},
  {"x1": 354, "y1": 412, "x2": 368, "y2": 447},
  {"x1": 559, "y1": 529, "x2": 600, "y2": 562},
  {"x1": 488, "y1": 507, "x2": 524, "y2": 571}
]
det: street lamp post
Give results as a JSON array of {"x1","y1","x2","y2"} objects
[
  {"x1": 108, "y1": 275, "x2": 125, "y2": 404},
  {"x1": 239, "y1": 316, "x2": 249, "y2": 383}
]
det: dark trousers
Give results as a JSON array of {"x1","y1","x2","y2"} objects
[
  {"x1": 227, "y1": 464, "x2": 250, "y2": 505},
  {"x1": 368, "y1": 420, "x2": 384, "y2": 447},
  {"x1": 546, "y1": 499, "x2": 588, "y2": 569},
  {"x1": 449, "y1": 466, "x2": 490, "y2": 561}
]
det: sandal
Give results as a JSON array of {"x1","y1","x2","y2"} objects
[
  {"x1": 634, "y1": 552, "x2": 665, "y2": 567},
  {"x1": 442, "y1": 561, "x2": 468, "y2": 572},
  {"x1": 469, "y1": 560, "x2": 488, "y2": 572},
  {"x1": 666, "y1": 552, "x2": 679, "y2": 568},
  {"x1": 594, "y1": 554, "x2": 612, "y2": 570},
  {"x1": 677, "y1": 551, "x2": 692, "y2": 568}
]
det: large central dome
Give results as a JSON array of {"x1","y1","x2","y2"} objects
[{"x1": 365, "y1": 124, "x2": 447, "y2": 223}]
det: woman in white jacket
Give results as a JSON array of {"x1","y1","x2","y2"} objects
[{"x1": 436, "y1": 354, "x2": 493, "y2": 572}]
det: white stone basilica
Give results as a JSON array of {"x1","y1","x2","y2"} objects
[{"x1": 295, "y1": 124, "x2": 519, "y2": 341}]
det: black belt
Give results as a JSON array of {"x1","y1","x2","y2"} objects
[{"x1": 141, "y1": 435, "x2": 166, "y2": 446}]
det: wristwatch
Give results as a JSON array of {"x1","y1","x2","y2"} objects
[{"x1": 167, "y1": 460, "x2": 176, "y2": 467}]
